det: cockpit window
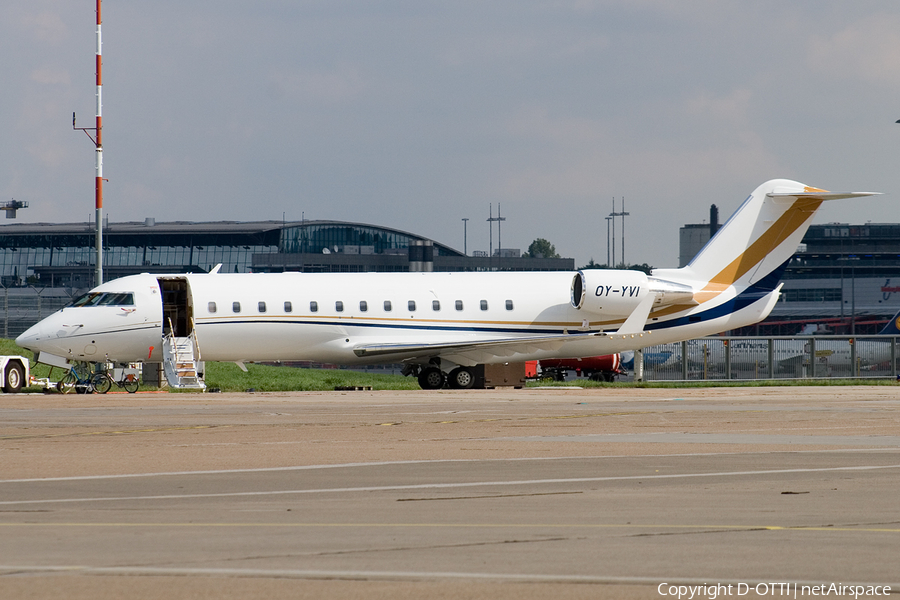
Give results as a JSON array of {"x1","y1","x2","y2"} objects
[
  {"x1": 69, "y1": 292, "x2": 135, "y2": 307},
  {"x1": 97, "y1": 293, "x2": 135, "y2": 306}
]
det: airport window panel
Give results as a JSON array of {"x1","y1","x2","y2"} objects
[
  {"x1": 208, "y1": 302, "x2": 217, "y2": 313},
  {"x1": 384, "y1": 300, "x2": 392, "y2": 312},
  {"x1": 408, "y1": 300, "x2": 416, "y2": 311},
  {"x1": 506, "y1": 300, "x2": 514, "y2": 311},
  {"x1": 336, "y1": 301, "x2": 344, "y2": 312},
  {"x1": 360, "y1": 300, "x2": 368, "y2": 312},
  {"x1": 310, "y1": 301, "x2": 318, "y2": 312},
  {"x1": 284, "y1": 301, "x2": 292, "y2": 313},
  {"x1": 455, "y1": 300, "x2": 463, "y2": 311},
  {"x1": 432, "y1": 300, "x2": 440, "y2": 311},
  {"x1": 232, "y1": 301, "x2": 241, "y2": 313},
  {"x1": 480, "y1": 300, "x2": 488, "y2": 311},
  {"x1": 258, "y1": 301, "x2": 266, "y2": 313}
]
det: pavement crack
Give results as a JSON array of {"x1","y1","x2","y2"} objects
[
  {"x1": 307, "y1": 536, "x2": 573, "y2": 557},
  {"x1": 629, "y1": 528, "x2": 770, "y2": 538}
]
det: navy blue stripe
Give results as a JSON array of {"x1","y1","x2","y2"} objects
[{"x1": 646, "y1": 262, "x2": 788, "y2": 332}]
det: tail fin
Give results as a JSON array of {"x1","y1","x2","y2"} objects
[
  {"x1": 655, "y1": 180, "x2": 878, "y2": 299},
  {"x1": 878, "y1": 309, "x2": 900, "y2": 335}
]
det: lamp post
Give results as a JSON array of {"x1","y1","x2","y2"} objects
[{"x1": 461, "y1": 218, "x2": 469, "y2": 256}]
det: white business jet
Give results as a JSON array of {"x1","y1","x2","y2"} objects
[{"x1": 16, "y1": 180, "x2": 877, "y2": 389}]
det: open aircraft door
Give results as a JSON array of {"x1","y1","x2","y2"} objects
[{"x1": 157, "y1": 277, "x2": 194, "y2": 337}]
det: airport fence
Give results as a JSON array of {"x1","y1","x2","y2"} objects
[
  {"x1": 0, "y1": 287, "x2": 76, "y2": 339},
  {"x1": 639, "y1": 336, "x2": 900, "y2": 382}
]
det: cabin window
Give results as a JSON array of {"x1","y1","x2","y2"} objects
[
  {"x1": 360, "y1": 300, "x2": 368, "y2": 312},
  {"x1": 310, "y1": 301, "x2": 318, "y2": 313},
  {"x1": 480, "y1": 300, "x2": 488, "y2": 311},
  {"x1": 455, "y1": 300, "x2": 463, "y2": 311},
  {"x1": 336, "y1": 301, "x2": 344, "y2": 312},
  {"x1": 506, "y1": 300, "x2": 514, "y2": 311},
  {"x1": 232, "y1": 301, "x2": 241, "y2": 313},
  {"x1": 258, "y1": 301, "x2": 267, "y2": 313},
  {"x1": 384, "y1": 300, "x2": 392, "y2": 312},
  {"x1": 208, "y1": 302, "x2": 217, "y2": 313},
  {"x1": 432, "y1": 300, "x2": 440, "y2": 311},
  {"x1": 408, "y1": 300, "x2": 416, "y2": 312},
  {"x1": 284, "y1": 301, "x2": 292, "y2": 313}
]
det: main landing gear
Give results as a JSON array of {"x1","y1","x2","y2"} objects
[
  {"x1": 408, "y1": 364, "x2": 476, "y2": 390},
  {"x1": 417, "y1": 367, "x2": 445, "y2": 390}
]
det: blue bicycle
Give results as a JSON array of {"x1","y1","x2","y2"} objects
[{"x1": 56, "y1": 362, "x2": 96, "y2": 394}]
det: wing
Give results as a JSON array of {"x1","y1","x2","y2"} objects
[{"x1": 352, "y1": 329, "x2": 651, "y2": 366}]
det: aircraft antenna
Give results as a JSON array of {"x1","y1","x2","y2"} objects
[{"x1": 73, "y1": 0, "x2": 104, "y2": 286}]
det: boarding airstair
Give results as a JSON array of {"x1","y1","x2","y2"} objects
[{"x1": 162, "y1": 322, "x2": 205, "y2": 390}]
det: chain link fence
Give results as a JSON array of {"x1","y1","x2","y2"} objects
[{"x1": 0, "y1": 287, "x2": 77, "y2": 339}]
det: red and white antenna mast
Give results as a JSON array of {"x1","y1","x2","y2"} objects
[{"x1": 74, "y1": 0, "x2": 104, "y2": 286}]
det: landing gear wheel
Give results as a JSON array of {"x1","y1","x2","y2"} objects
[
  {"x1": 3, "y1": 362, "x2": 24, "y2": 393},
  {"x1": 448, "y1": 367, "x2": 475, "y2": 389},
  {"x1": 417, "y1": 367, "x2": 446, "y2": 390}
]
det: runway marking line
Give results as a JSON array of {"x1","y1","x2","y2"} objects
[
  {"x1": 3, "y1": 450, "x2": 900, "y2": 483},
  {"x1": 2, "y1": 463, "x2": 900, "y2": 506},
  {"x1": 6, "y1": 565, "x2": 895, "y2": 587},
  {"x1": 0, "y1": 522, "x2": 899, "y2": 534}
]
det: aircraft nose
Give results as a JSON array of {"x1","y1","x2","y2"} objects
[{"x1": 16, "y1": 321, "x2": 48, "y2": 351}]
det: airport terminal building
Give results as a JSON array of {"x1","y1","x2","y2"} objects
[{"x1": 0, "y1": 219, "x2": 574, "y2": 288}]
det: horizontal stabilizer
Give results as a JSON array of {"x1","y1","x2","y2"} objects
[{"x1": 768, "y1": 191, "x2": 880, "y2": 202}]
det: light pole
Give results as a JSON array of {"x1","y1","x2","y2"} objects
[
  {"x1": 487, "y1": 204, "x2": 506, "y2": 268},
  {"x1": 609, "y1": 196, "x2": 629, "y2": 268},
  {"x1": 605, "y1": 215, "x2": 612, "y2": 267},
  {"x1": 461, "y1": 218, "x2": 469, "y2": 256}
]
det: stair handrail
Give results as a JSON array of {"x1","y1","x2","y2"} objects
[
  {"x1": 165, "y1": 317, "x2": 182, "y2": 365},
  {"x1": 190, "y1": 317, "x2": 201, "y2": 361}
]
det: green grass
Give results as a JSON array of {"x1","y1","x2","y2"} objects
[
  {"x1": 0, "y1": 338, "x2": 420, "y2": 392},
  {"x1": 1, "y1": 338, "x2": 896, "y2": 393},
  {"x1": 203, "y1": 361, "x2": 420, "y2": 392}
]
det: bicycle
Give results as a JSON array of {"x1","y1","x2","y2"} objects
[
  {"x1": 91, "y1": 365, "x2": 140, "y2": 394},
  {"x1": 57, "y1": 362, "x2": 96, "y2": 394}
]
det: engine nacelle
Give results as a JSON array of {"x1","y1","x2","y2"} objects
[{"x1": 571, "y1": 270, "x2": 695, "y2": 317}]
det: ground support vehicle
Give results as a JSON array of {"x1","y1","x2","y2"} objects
[{"x1": 0, "y1": 355, "x2": 29, "y2": 393}]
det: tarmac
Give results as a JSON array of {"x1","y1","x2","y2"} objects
[{"x1": 1, "y1": 385, "x2": 899, "y2": 599}]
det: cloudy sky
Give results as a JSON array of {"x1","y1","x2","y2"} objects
[{"x1": 2, "y1": 1, "x2": 899, "y2": 268}]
